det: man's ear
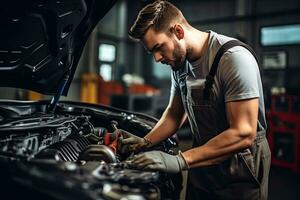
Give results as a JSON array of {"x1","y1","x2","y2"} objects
[{"x1": 173, "y1": 24, "x2": 184, "y2": 40}]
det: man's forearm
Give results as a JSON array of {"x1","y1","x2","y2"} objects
[
  {"x1": 182, "y1": 127, "x2": 256, "y2": 168},
  {"x1": 144, "y1": 108, "x2": 186, "y2": 146}
]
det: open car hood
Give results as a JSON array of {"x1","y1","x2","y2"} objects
[{"x1": 0, "y1": 0, "x2": 117, "y2": 95}]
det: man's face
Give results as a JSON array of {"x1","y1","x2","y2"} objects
[{"x1": 142, "y1": 27, "x2": 186, "y2": 71}]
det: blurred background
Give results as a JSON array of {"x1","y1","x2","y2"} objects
[{"x1": 0, "y1": 0, "x2": 300, "y2": 199}]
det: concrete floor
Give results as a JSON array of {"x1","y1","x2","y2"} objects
[{"x1": 177, "y1": 136, "x2": 300, "y2": 200}]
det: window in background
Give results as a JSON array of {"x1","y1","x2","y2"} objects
[
  {"x1": 98, "y1": 43, "x2": 116, "y2": 81},
  {"x1": 99, "y1": 44, "x2": 116, "y2": 62},
  {"x1": 261, "y1": 24, "x2": 300, "y2": 46}
]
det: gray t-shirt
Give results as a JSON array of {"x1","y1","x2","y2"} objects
[{"x1": 171, "y1": 31, "x2": 266, "y2": 140}]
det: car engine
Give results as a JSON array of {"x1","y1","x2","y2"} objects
[{"x1": 0, "y1": 102, "x2": 182, "y2": 200}]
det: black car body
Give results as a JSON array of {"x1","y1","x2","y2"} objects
[{"x1": 0, "y1": 0, "x2": 182, "y2": 199}]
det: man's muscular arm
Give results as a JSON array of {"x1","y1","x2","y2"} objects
[{"x1": 182, "y1": 98, "x2": 258, "y2": 167}]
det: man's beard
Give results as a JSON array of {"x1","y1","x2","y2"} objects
[{"x1": 170, "y1": 40, "x2": 186, "y2": 71}]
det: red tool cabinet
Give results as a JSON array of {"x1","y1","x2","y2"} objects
[{"x1": 267, "y1": 94, "x2": 300, "y2": 172}]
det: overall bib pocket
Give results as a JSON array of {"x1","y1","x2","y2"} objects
[{"x1": 187, "y1": 86, "x2": 218, "y2": 141}]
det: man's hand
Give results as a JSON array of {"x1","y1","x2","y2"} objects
[
  {"x1": 129, "y1": 150, "x2": 189, "y2": 173},
  {"x1": 115, "y1": 129, "x2": 152, "y2": 153}
]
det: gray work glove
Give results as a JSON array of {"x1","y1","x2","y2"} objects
[
  {"x1": 115, "y1": 129, "x2": 152, "y2": 153},
  {"x1": 129, "y1": 150, "x2": 189, "y2": 173}
]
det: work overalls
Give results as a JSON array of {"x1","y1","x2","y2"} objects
[{"x1": 176, "y1": 40, "x2": 271, "y2": 200}]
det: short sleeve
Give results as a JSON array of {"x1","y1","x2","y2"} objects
[{"x1": 218, "y1": 47, "x2": 261, "y2": 102}]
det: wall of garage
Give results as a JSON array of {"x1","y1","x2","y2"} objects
[{"x1": 254, "y1": 0, "x2": 300, "y2": 98}]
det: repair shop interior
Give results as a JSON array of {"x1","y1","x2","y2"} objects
[{"x1": 0, "y1": 0, "x2": 299, "y2": 199}]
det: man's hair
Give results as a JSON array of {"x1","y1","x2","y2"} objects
[{"x1": 129, "y1": 0, "x2": 187, "y2": 41}]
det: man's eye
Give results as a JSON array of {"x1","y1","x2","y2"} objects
[{"x1": 155, "y1": 46, "x2": 162, "y2": 52}]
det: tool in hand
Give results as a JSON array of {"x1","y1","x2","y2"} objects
[{"x1": 103, "y1": 120, "x2": 122, "y2": 153}]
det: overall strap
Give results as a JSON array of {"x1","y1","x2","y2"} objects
[{"x1": 203, "y1": 40, "x2": 259, "y2": 102}]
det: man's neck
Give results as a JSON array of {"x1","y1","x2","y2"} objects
[{"x1": 186, "y1": 29, "x2": 209, "y2": 63}]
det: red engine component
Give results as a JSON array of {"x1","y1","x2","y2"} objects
[{"x1": 103, "y1": 132, "x2": 118, "y2": 153}]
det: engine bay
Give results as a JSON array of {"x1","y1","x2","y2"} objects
[{"x1": 0, "y1": 102, "x2": 182, "y2": 200}]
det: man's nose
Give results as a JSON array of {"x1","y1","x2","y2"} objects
[{"x1": 153, "y1": 52, "x2": 163, "y2": 62}]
